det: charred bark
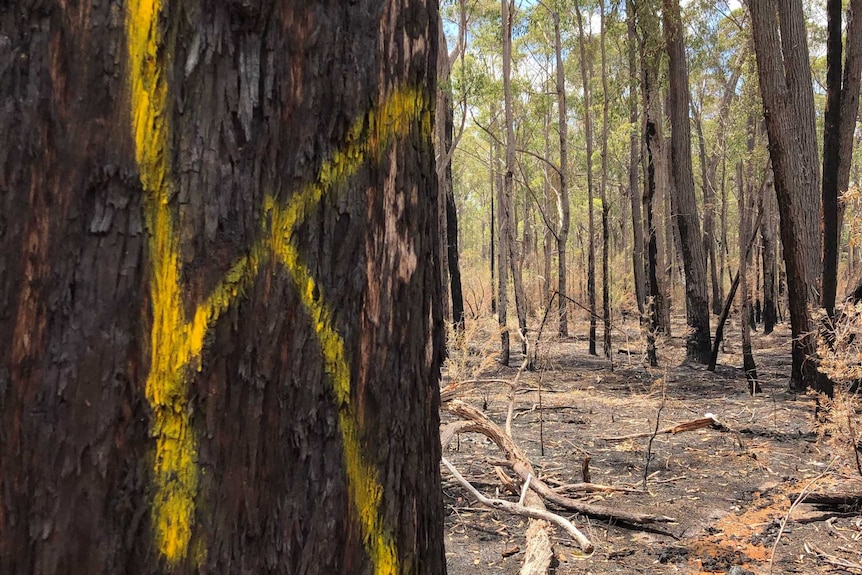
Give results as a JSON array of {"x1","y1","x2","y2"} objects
[
  {"x1": 1, "y1": 2, "x2": 446, "y2": 573},
  {"x1": 750, "y1": 0, "x2": 825, "y2": 392},
  {"x1": 662, "y1": 0, "x2": 711, "y2": 363}
]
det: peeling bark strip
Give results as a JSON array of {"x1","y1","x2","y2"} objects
[{"x1": 126, "y1": 3, "x2": 429, "y2": 570}]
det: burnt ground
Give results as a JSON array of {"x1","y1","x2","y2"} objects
[{"x1": 441, "y1": 315, "x2": 862, "y2": 575}]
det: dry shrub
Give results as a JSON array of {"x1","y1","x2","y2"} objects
[
  {"x1": 815, "y1": 302, "x2": 862, "y2": 476},
  {"x1": 442, "y1": 313, "x2": 501, "y2": 396}
]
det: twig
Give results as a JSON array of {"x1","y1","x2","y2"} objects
[
  {"x1": 506, "y1": 355, "x2": 529, "y2": 437},
  {"x1": 519, "y1": 474, "x2": 533, "y2": 506},
  {"x1": 805, "y1": 543, "x2": 862, "y2": 574},
  {"x1": 642, "y1": 381, "x2": 666, "y2": 490},
  {"x1": 442, "y1": 457, "x2": 595, "y2": 553}
]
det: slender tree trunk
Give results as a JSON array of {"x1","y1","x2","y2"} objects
[
  {"x1": 739, "y1": 161, "x2": 761, "y2": 394},
  {"x1": 663, "y1": 0, "x2": 711, "y2": 363},
  {"x1": 574, "y1": 0, "x2": 597, "y2": 354},
  {"x1": 696, "y1": 50, "x2": 744, "y2": 316},
  {"x1": 543, "y1": 105, "x2": 554, "y2": 306},
  {"x1": 490, "y1": 139, "x2": 497, "y2": 315},
  {"x1": 435, "y1": 17, "x2": 466, "y2": 332},
  {"x1": 600, "y1": 0, "x2": 612, "y2": 359},
  {"x1": 750, "y1": 0, "x2": 825, "y2": 392},
  {"x1": 822, "y1": 0, "x2": 862, "y2": 316},
  {"x1": 636, "y1": 0, "x2": 664, "y2": 364},
  {"x1": 761, "y1": 168, "x2": 779, "y2": 334},
  {"x1": 643, "y1": 80, "x2": 663, "y2": 364},
  {"x1": 436, "y1": 22, "x2": 452, "y2": 323},
  {"x1": 499, "y1": 0, "x2": 515, "y2": 365},
  {"x1": 627, "y1": 0, "x2": 646, "y2": 316},
  {"x1": 554, "y1": 10, "x2": 571, "y2": 338},
  {"x1": 0, "y1": 2, "x2": 446, "y2": 573},
  {"x1": 720, "y1": 153, "x2": 730, "y2": 296},
  {"x1": 447, "y1": 181, "x2": 466, "y2": 331},
  {"x1": 694, "y1": 110, "x2": 723, "y2": 316}
]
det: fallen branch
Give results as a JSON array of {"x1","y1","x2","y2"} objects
[
  {"x1": 446, "y1": 400, "x2": 676, "y2": 525},
  {"x1": 545, "y1": 477, "x2": 643, "y2": 494},
  {"x1": 441, "y1": 457, "x2": 595, "y2": 553},
  {"x1": 601, "y1": 416, "x2": 732, "y2": 442},
  {"x1": 440, "y1": 379, "x2": 513, "y2": 404},
  {"x1": 789, "y1": 490, "x2": 862, "y2": 509}
]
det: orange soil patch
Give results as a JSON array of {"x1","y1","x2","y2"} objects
[{"x1": 685, "y1": 477, "x2": 838, "y2": 573}]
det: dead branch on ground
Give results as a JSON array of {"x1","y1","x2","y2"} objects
[
  {"x1": 441, "y1": 457, "x2": 595, "y2": 554},
  {"x1": 445, "y1": 400, "x2": 676, "y2": 525},
  {"x1": 601, "y1": 415, "x2": 734, "y2": 442}
]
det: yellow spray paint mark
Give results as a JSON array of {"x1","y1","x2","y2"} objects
[{"x1": 126, "y1": 1, "x2": 429, "y2": 570}]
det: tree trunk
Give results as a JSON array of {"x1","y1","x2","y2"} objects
[
  {"x1": 499, "y1": 0, "x2": 514, "y2": 365},
  {"x1": 627, "y1": 0, "x2": 646, "y2": 316},
  {"x1": 662, "y1": 0, "x2": 711, "y2": 363},
  {"x1": 574, "y1": 0, "x2": 598, "y2": 355},
  {"x1": 1, "y1": 2, "x2": 446, "y2": 574},
  {"x1": 822, "y1": 0, "x2": 862, "y2": 316},
  {"x1": 694, "y1": 109, "x2": 723, "y2": 316},
  {"x1": 750, "y1": 0, "x2": 825, "y2": 392},
  {"x1": 739, "y1": 161, "x2": 761, "y2": 394},
  {"x1": 543, "y1": 105, "x2": 554, "y2": 306},
  {"x1": 695, "y1": 50, "x2": 744, "y2": 316},
  {"x1": 447, "y1": 183, "x2": 466, "y2": 331},
  {"x1": 435, "y1": 16, "x2": 466, "y2": 332},
  {"x1": 436, "y1": 21, "x2": 452, "y2": 324},
  {"x1": 636, "y1": 0, "x2": 664, "y2": 365},
  {"x1": 720, "y1": 153, "x2": 730, "y2": 299},
  {"x1": 491, "y1": 140, "x2": 498, "y2": 315},
  {"x1": 553, "y1": 10, "x2": 571, "y2": 338},
  {"x1": 600, "y1": 0, "x2": 612, "y2": 360},
  {"x1": 761, "y1": 169, "x2": 779, "y2": 334}
]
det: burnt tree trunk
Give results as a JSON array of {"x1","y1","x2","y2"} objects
[
  {"x1": 553, "y1": 10, "x2": 571, "y2": 338},
  {"x1": 600, "y1": 0, "x2": 612, "y2": 360},
  {"x1": 761, "y1": 169, "x2": 779, "y2": 335},
  {"x1": 491, "y1": 139, "x2": 498, "y2": 315},
  {"x1": 574, "y1": 0, "x2": 598, "y2": 356},
  {"x1": 821, "y1": 0, "x2": 862, "y2": 316},
  {"x1": 738, "y1": 161, "x2": 761, "y2": 394},
  {"x1": 0, "y1": 2, "x2": 446, "y2": 573},
  {"x1": 750, "y1": 0, "x2": 826, "y2": 392},
  {"x1": 662, "y1": 0, "x2": 711, "y2": 363},
  {"x1": 435, "y1": 16, "x2": 466, "y2": 332},
  {"x1": 635, "y1": 0, "x2": 664, "y2": 365},
  {"x1": 627, "y1": 0, "x2": 646, "y2": 316}
]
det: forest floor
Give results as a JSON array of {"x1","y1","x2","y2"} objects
[{"x1": 440, "y1": 314, "x2": 862, "y2": 575}]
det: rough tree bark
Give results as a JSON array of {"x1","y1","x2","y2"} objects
[
  {"x1": 0, "y1": 2, "x2": 446, "y2": 573},
  {"x1": 635, "y1": 0, "x2": 664, "y2": 365},
  {"x1": 662, "y1": 0, "x2": 712, "y2": 363},
  {"x1": 574, "y1": 0, "x2": 598, "y2": 356},
  {"x1": 750, "y1": 0, "x2": 826, "y2": 392},
  {"x1": 821, "y1": 0, "x2": 862, "y2": 316}
]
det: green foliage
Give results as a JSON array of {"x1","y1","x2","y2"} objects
[{"x1": 446, "y1": 0, "x2": 862, "y2": 330}]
